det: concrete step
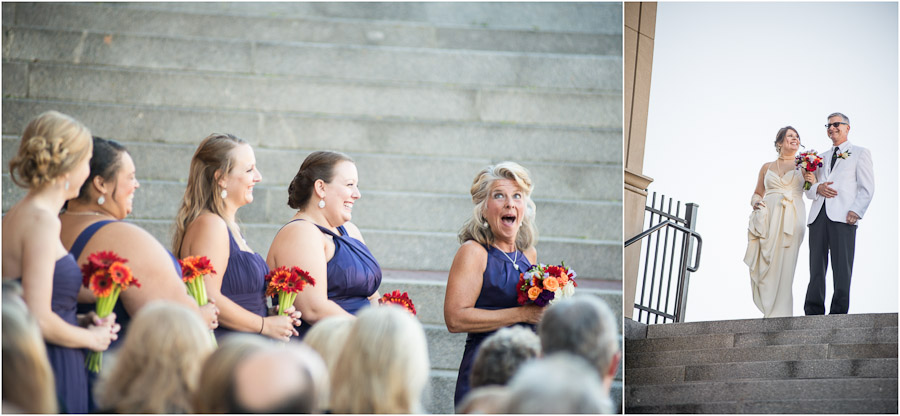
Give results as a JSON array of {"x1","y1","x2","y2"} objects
[
  {"x1": 5, "y1": 61, "x2": 622, "y2": 129},
  {"x1": 644, "y1": 313, "x2": 899, "y2": 338},
  {"x1": 2, "y1": 26, "x2": 621, "y2": 92},
  {"x1": 2, "y1": 99, "x2": 621, "y2": 165},
  {"x1": 426, "y1": 369, "x2": 456, "y2": 414},
  {"x1": 626, "y1": 398, "x2": 898, "y2": 414},
  {"x1": 625, "y1": 343, "x2": 898, "y2": 369},
  {"x1": 6, "y1": 3, "x2": 621, "y2": 55},
  {"x1": 626, "y1": 358, "x2": 899, "y2": 386},
  {"x1": 627, "y1": 326, "x2": 899, "y2": 353},
  {"x1": 624, "y1": 378, "x2": 898, "y2": 409}
]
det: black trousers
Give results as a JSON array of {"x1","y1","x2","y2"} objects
[{"x1": 805, "y1": 208, "x2": 856, "y2": 315}]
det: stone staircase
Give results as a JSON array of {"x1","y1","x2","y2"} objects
[
  {"x1": 625, "y1": 313, "x2": 899, "y2": 413},
  {"x1": 2, "y1": 3, "x2": 623, "y2": 413}
]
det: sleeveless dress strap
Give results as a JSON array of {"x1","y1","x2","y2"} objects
[
  {"x1": 70, "y1": 220, "x2": 117, "y2": 259},
  {"x1": 285, "y1": 218, "x2": 344, "y2": 238}
]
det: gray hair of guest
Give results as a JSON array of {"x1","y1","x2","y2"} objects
[
  {"x1": 537, "y1": 295, "x2": 619, "y2": 375},
  {"x1": 470, "y1": 326, "x2": 541, "y2": 389},
  {"x1": 828, "y1": 112, "x2": 850, "y2": 125},
  {"x1": 503, "y1": 353, "x2": 612, "y2": 414}
]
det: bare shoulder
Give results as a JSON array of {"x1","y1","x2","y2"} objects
[
  {"x1": 456, "y1": 240, "x2": 488, "y2": 261},
  {"x1": 759, "y1": 162, "x2": 772, "y2": 174},
  {"x1": 190, "y1": 212, "x2": 228, "y2": 233},
  {"x1": 524, "y1": 246, "x2": 537, "y2": 263},
  {"x1": 342, "y1": 221, "x2": 364, "y2": 241},
  {"x1": 274, "y1": 219, "x2": 322, "y2": 243},
  {"x1": 98, "y1": 222, "x2": 169, "y2": 252}
]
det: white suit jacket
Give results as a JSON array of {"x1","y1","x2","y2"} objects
[{"x1": 804, "y1": 140, "x2": 875, "y2": 225}]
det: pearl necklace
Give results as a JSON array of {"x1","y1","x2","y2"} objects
[{"x1": 496, "y1": 246, "x2": 519, "y2": 270}]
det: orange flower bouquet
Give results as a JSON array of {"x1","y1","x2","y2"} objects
[
  {"x1": 265, "y1": 266, "x2": 315, "y2": 316},
  {"x1": 80, "y1": 251, "x2": 141, "y2": 373},
  {"x1": 378, "y1": 290, "x2": 417, "y2": 315},
  {"x1": 179, "y1": 256, "x2": 217, "y2": 345},
  {"x1": 516, "y1": 262, "x2": 577, "y2": 307}
]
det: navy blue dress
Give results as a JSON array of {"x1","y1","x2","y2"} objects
[
  {"x1": 454, "y1": 244, "x2": 534, "y2": 405},
  {"x1": 215, "y1": 228, "x2": 269, "y2": 340},
  {"x1": 45, "y1": 254, "x2": 90, "y2": 414},
  {"x1": 290, "y1": 220, "x2": 382, "y2": 339}
]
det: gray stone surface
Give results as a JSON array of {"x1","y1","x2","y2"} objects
[
  {"x1": 627, "y1": 333, "x2": 735, "y2": 353},
  {"x1": 626, "y1": 366, "x2": 686, "y2": 386},
  {"x1": 734, "y1": 326, "x2": 899, "y2": 347},
  {"x1": 624, "y1": 317, "x2": 648, "y2": 340},
  {"x1": 2, "y1": 3, "x2": 14, "y2": 26},
  {"x1": 828, "y1": 343, "x2": 899, "y2": 359},
  {"x1": 740, "y1": 398, "x2": 898, "y2": 414},
  {"x1": 682, "y1": 358, "x2": 899, "y2": 382},
  {"x1": 625, "y1": 344, "x2": 828, "y2": 369},
  {"x1": 426, "y1": 370, "x2": 457, "y2": 414},
  {"x1": 645, "y1": 313, "x2": 900, "y2": 339},
  {"x1": 424, "y1": 324, "x2": 466, "y2": 371},
  {"x1": 1, "y1": 61, "x2": 27, "y2": 97}
]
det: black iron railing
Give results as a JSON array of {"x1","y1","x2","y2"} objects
[{"x1": 625, "y1": 192, "x2": 702, "y2": 324}]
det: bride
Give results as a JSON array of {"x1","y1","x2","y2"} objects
[{"x1": 744, "y1": 126, "x2": 812, "y2": 318}]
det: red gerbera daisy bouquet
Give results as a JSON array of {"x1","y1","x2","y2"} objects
[
  {"x1": 80, "y1": 251, "x2": 141, "y2": 373},
  {"x1": 265, "y1": 266, "x2": 315, "y2": 316},
  {"x1": 795, "y1": 150, "x2": 824, "y2": 190},
  {"x1": 517, "y1": 262, "x2": 577, "y2": 307},
  {"x1": 378, "y1": 290, "x2": 417, "y2": 315},
  {"x1": 179, "y1": 256, "x2": 217, "y2": 345}
]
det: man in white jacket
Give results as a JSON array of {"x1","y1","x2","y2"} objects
[{"x1": 803, "y1": 112, "x2": 875, "y2": 315}]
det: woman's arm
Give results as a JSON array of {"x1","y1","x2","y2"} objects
[
  {"x1": 22, "y1": 219, "x2": 113, "y2": 351},
  {"x1": 751, "y1": 163, "x2": 768, "y2": 209},
  {"x1": 443, "y1": 241, "x2": 543, "y2": 333},
  {"x1": 268, "y1": 220, "x2": 352, "y2": 324}
]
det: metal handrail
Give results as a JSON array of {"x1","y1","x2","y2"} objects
[{"x1": 625, "y1": 220, "x2": 703, "y2": 273}]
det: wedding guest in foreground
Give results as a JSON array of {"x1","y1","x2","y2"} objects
[
  {"x1": 2, "y1": 281, "x2": 58, "y2": 414},
  {"x1": 94, "y1": 302, "x2": 214, "y2": 413},
  {"x1": 456, "y1": 386, "x2": 509, "y2": 414},
  {"x1": 61, "y1": 137, "x2": 219, "y2": 345},
  {"x1": 330, "y1": 305, "x2": 430, "y2": 413},
  {"x1": 303, "y1": 315, "x2": 354, "y2": 411},
  {"x1": 267, "y1": 151, "x2": 381, "y2": 338},
  {"x1": 193, "y1": 334, "x2": 271, "y2": 413},
  {"x1": 444, "y1": 161, "x2": 544, "y2": 405},
  {"x1": 173, "y1": 134, "x2": 299, "y2": 341},
  {"x1": 229, "y1": 342, "x2": 327, "y2": 413},
  {"x1": 470, "y1": 325, "x2": 541, "y2": 389},
  {"x1": 2, "y1": 111, "x2": 117, "y2": 413},
  {"x1": 803, "y1": 112, "x2": 874, "y2": 315},
  {"x1": 538, "y1": 296, "x2": 620, "y2": 394},
  {"x1": 503, "y1": 353, "x2": 612, "y2": 414}
]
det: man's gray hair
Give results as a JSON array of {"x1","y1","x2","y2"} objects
[
  {"x1": 828, "y1": 112, "x2": 850, "y2": 125},
  {"x1": 504, "y1": 353, "x2": 613, "y2": 414},
  {"x1": 470, "y1": 326, "x2": 541, "y2": 388},
  {"x1": 538, "y1": 295, "x2": 619, "y2": 376}
]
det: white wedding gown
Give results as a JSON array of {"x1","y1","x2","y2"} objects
[{"x1": 743, "y1": 168, "x2": 806, "y2": 318}]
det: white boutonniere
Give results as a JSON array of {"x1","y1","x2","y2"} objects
[{"x1": 837, "y1": 150, "x2": 852, "y2": 160}]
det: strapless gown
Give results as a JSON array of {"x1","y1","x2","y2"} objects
[
  {"x1": 744, "y1": 169, "x2": 806, "y2": 317},
  {"x1": 44, "y1": 254, "x2": 90, "y2": 413}
]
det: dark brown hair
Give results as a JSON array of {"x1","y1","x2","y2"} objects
[
  {"x1": 287, "y1": 151, "x2": 354, "y2": 210},
  {"x1": 774, "y1": 126, "x2": 799, "y2": 153}
]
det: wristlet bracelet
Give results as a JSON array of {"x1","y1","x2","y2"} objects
[{"x1": 259, "y1": 316, "x2": 264, "y2": 334}]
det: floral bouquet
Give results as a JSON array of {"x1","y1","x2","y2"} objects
[
  {"x1": 517, "y1": 262, "x2": 577, "y2": 307},
  {"x1": 80, "y1": 251, "x2": 141, "y2": 373},
  {"x1": 795, "y1": 150, "x2": 824, "y2": 190},
  {"x1": 265, "y1": 266, "x2": 315, "y2": 316},
  {"x1": 179, "y1": 256, "x2": 217, "y2": 346},
  {"x1": 378, "y1": 290, "x2": 417, "y2": 315}
]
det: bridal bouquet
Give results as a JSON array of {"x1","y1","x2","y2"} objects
[
  {"x1": 516, "y1": 262, "x2": 577, "y2": 307},
  {"x1": 379, "y1": 290, "x2": 417, "y2": 315},
  {"x1": 265, "y1": 266, "x2": 315, "y2": 316},
  {"x1": 179, "y1": 256, "x2": 217, "y2": 346},
  {"x1": 795, "y1": 150, "x2": 824, "y2": 190},
  {"x1": 81, "y1": 251, "x2": 141, "y2": 373}
]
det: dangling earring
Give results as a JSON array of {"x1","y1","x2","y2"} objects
[
  {"x1": 64, "y1": 180, "x2": 70, "y2": 191},
  {"x1": 221, "y1": 188, "x2": 228, "y2": 199},
  {"x1": 318, "y1": 199, "x2": 326, "y2": 209},
  {"x1": 97, "y1": 195, "x2": 105, "y2": 205},
  {"x1": 482, "y1": 219, "x2": 489, "y2": 228}
]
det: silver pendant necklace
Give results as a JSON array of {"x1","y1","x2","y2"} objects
[{"x1": 497, "y1": 246, "x2": 519, "y2": 270}]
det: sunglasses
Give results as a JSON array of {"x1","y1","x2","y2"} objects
[{"x1": 825, "y1": 122, "x2": 848, "y2": 129}]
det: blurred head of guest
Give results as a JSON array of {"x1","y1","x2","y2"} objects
[
  {"x1": 331, "y1": 305, "x2": 430, "y2": 413},
  {"x1": 2, "y1": 281, "x2": 57, "y2": 414},
  {"x1": 456, "y1": 385, "x2": 510, "y2": 414},
  {"x1": 303, "y1": 315, "x2": 354, "y2": 410},
  {"x1": 504, "y1": 353, "x2": 612, "y2": 414},
  {"x1": 538, "y1": 296, "x2": 620, "y2": 392},
  {"x1": 193, "y1": 334, "x2": 271, "y2": 413},
  {"x1": 470, "y1": 325, "x2": 541, "y2": 389},
  {"x1": 229, "y1": 342, "x2": 327, "y2": 413},
  {"x1": 94, "y1": 301, "x2": 214, "y2": 413}
]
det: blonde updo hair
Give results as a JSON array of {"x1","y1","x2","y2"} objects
[
  {"x1": 458, "y1": 161, "x2": 538, "y2": 251},
  {"x1": 9, "y1": 111, "x2": 92, "y2": 189}
]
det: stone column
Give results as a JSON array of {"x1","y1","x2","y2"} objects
[{"x1": 623, "y1": 2, "x2": 656, "y2": 320}]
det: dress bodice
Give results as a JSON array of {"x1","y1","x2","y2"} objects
[
  {"x1": 764, "y1": 168, "x2": 804, "y2": 197},
  {"x1": 219, "y1": 228, "x2": 269, "y2": 325},
  {"x1": 49, "y1": 254, "x2": 82, "y2": 327},
  {"x1": 474, "y1": 245, "x2": 533, "y2": 310}
]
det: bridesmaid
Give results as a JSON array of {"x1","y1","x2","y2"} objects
[
  {"x1": 443, "y1": 161, "x2": 544, "y2": 405},
  {"x1": 60, "y1": 137, "x2": 219, "y2": 347},
  {"x1": 266, "y1": 151, "x2": 381, "y2": 338},
  {"x1": 1, "y1": 111, "x2": 118, "y2": 413},
  {"x1": 172, "y1": 134, "x2": 299, "y2": 342}
]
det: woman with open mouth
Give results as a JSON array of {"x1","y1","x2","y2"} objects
[
  {"x1": 443, "y1": 161, "x2": 544, "y2": 406},
  {"x1": 266, "y1": 151, "x2": 382, "y2": 339}
]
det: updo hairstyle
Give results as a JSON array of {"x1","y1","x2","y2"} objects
[
  {"x1": 9, "y1": 111, "x2": 92, "y2": 189},
  {"x1": 458, "y1": 161, "x2": 538, "y2": 251},
  {"x1": 72, "y1": 137, "x2": 128, "y2": 204},
  {"x1": 774, "y1": 126, "x2": 799, "y2": 154},
  {"x1": 287, "y1": 151, "x2": 354, "y2": 210}
]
